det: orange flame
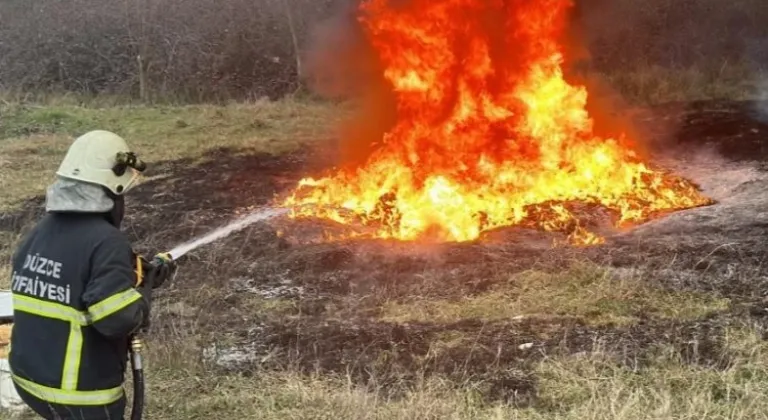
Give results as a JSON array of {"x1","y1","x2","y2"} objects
[{"x1": 283, "y1": 0, "x2": 711, "y2": 245}]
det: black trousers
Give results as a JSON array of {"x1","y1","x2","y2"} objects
[{"x1": 14, "y1": 383, "x2": 127, "y2": 420}]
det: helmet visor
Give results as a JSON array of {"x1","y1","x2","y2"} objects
[{"x1": 121, "y1": 167, "x2": 143, "y2": 193}]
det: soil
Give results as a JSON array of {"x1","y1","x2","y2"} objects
[{"x1": 3, "y1": 99, "x2": 768, "y2": 404}]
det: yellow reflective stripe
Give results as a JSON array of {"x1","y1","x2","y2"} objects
[
  {"x1": 13, "y1": 290, "x2": 139, "y2": 398},
  {"x1": 12, "y1": 295, "x2": 89, "y2": 325},
  {"x1": 87, "y1": 287, "x2": 142, "y2": 323},
  {"x1": 11, "y1": 374, "x2": 123, "y2": 406},
  {"x1": 135, "y1": 255, "x2": 144, "y2": 287},
  {"x1": 61, "y1": 323, "x2": 83, "y2": 390}
]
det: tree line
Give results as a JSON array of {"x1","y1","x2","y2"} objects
[{"x1": 0, "y1": 0, "x2": 765, "y2": 103}]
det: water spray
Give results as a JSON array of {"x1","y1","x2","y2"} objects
[
  {"x1": 166, "y1": 206, "x2": 290, "y2": 260},
  {"x1": 129, "y1": 205, "x2": 288, "y2": 420}
]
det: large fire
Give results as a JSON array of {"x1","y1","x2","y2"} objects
[{"x1": 283, "y1": 0, "x2": 711, "y2": 245}]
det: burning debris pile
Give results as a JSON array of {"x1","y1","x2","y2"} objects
[{"x1": 284, "y1": 0, "x2": 712, "y2": 245}]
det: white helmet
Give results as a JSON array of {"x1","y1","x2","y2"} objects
[{"x1": 56, "y1": 130, "x2": 146, "y2": 195}]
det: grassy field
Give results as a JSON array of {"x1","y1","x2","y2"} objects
[
  {"x1": 0, "y1": 98, "x2": 338, "y2": 211},
  {"x1": 1, "y1": 99, "x2": 768, "y2": 420}
]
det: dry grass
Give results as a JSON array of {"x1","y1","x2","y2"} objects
[
  {"x1": 601, "y1": 64, "x2": 763, "y2": 105},
  {"x1": 9, "y1": 317, "x2": 765, "y2": 420},
  {"x1": 0, "y1": 99, "x2": 339, "y2": 211},
  {"x1": 0, "y1": 232, "x2": 25, "y2": 290},
  {"x1": 532, "y1": 325, "x2": 768, "y2": 419},
  {"x1": 0, "y1": 99, "x2": 766, "y2": 420},
  {"x1": 379, "y1": 263, "x2": 731, "y2": 326}
]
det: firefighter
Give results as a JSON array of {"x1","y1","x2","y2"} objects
[{"x1": 8, "y1": 130, "x2": 175, "y2": 420}]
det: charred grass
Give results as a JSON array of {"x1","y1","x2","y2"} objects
[{"x1": 3, "y1": 99, "x2": 768, "y2": 418}]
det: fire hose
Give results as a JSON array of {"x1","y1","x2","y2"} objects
[
  {"x1": 130, "y1": 251, "x2": 175, "y2": 420},
  {"x1": 123, "y1": 206, "x2": 287, "y2": 420},
  {"x1": 114, "y1": 150, "x2": 287, "y2": 419}
]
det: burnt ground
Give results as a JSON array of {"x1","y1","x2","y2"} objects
[{"x1": 3, "y1": 99, "x2": 768, "y2": 405}]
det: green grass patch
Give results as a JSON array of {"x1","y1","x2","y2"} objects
[
  {"x1": 0, "y1": 107, "x2": 98, "y2": 138},
  {"x1": 0, "y1": 99, "x2": 339, "y2": 211},
  {"x1": 379, "y1": 264, "x2": 730, "y2": 326}
]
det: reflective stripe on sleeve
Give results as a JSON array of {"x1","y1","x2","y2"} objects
[
  {"x1": 12, "y1": 295, "x2": 89, "y2": 325},
  {"x1": 11, "y1": 374, "x2": 124, "y2": 406},
  {"x1": 87, "y1": 287, "x2": 143, "y2": 323}
]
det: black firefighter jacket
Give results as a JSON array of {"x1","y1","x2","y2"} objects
[{"x1": 8, "y1": 212, "x2": 149, "y2": 410}]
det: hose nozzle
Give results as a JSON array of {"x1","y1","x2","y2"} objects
[{"x1": 153, "y1": 252, "x2": 173, "y2": 265}]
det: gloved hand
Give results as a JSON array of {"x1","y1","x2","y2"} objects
[
  {"x1": 133, "y1": 253, "x2": 176, "y2": 331},
  {"x1": 149, "y1": 255, "x2": 176, "y2": 289},
  {"x1": 135, "y1": 253, "x2": 176, "y2": 290}
]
